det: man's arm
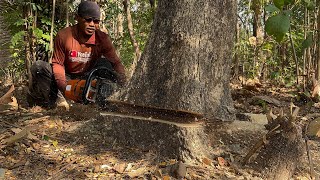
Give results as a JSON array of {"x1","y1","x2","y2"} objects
[
  {"x1": 52, "y1": 33, "x2": 67, "y2": 92},
  {"x1": 102, "y1": 34, "x2": 126, "y2": 85}
]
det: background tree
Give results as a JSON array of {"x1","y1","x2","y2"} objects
[{"x1": 123, "y1": 0, "x2": 141, "y2": 78}]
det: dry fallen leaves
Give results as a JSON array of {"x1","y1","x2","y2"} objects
[
  {"x1": 0, "y1": 85, "x2": 19, "y2": 112},
  {"x1": 127, "y1": 167, "x2": 146, "y2": 178},
  {"x1": 3, "y1": 126, "x2": 38, "y2": 145},
  {"x1": 154, "y1": 169, "x2": 162, "y2": 178},
  {"x1": 202, "y1": 157, "x2": 213, "y2": 166},
  {"x1": 0, "y1": 85, "x2": 15, "y2": 104},
  {"x1": 10, "y1": 128, "x2": 22, "y2": 134},
  {"x1": 113, "y1": 162, "x2": 127, "y2": 174},
  {"x1": 217, "y1": 157, "x2": 228, "y2": 167}
]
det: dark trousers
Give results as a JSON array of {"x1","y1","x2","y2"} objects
[{"x1": 27, "y1": 58, "x2": 114, "y2": 108}]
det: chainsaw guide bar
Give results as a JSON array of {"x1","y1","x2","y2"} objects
[{"x1": 101, "y1": 100, "x2": 204, "y2": 124}]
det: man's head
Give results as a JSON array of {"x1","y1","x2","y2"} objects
[{"x1": 76, "y1": 1, "x2": 101, "y2": 36}]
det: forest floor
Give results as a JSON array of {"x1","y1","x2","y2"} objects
[{"x1": 0, "y1": 79, "x2": 319, "y2": 180}]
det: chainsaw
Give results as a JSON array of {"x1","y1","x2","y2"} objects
[
  {"x1": 63, "y1": 67, "x2": 205, "y2": 123},
  {"x1": 64, "y1": 67, "x2": 118, "y2": 106}
]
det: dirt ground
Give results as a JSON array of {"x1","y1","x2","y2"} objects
[{"x1": 0, "y1": 81, "x2": 319, "y2": 179}]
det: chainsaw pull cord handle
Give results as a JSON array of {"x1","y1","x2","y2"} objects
[{"x1": 82, "y1": 67, "x2": 118, "y2": 104}]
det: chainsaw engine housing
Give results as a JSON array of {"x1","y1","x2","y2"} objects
[{"x1": 65, "y1": 67, "x2": 118, "y2": 105}]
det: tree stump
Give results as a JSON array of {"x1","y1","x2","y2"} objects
[
  {"x1": 254, "y1": 125, "x2": 304, "y2": 179},
  {"x1": 98, "y1": 112, "x2": 212, "y2": 163},
  {"x1": 246, "y1": 109, "x2": 305, "y2": 180}
]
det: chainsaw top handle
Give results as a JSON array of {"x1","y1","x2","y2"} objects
[{"x1": 82, "y1": 67, "x2": 118, "y2": 104}]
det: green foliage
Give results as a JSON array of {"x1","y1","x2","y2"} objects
[
  {"x1": 102, "y1": 0, "x2": 153, "y2": 67},
  {"x1": 41, "y1": 16, "x2": 52, "y2": 27},
  {"x1": 10, "y1": 31, "x2": 25, "y2": 47},
  {"x1": 1, "y1": 0, "x2": 67, "y2": 70},
  {"x1": 259, "y1": 100, "x2": 268, "y2": 113},
  {"x1": 265, "y1": 0, "x2": 299, "y2": 43},
  {"x1": 266, "y1": 12, "x2": 291, "y2": 42},
  {"x1": 43, "y1": 135, "x2": 50, "y2": 141},
  {"x1": 33, "y1": 27, "x2": 51, "y2": 51},
  {"x1": 273, "y1": 0, "x2": 285, "y2": 9},
  {"x1": 302, "y1": 0, "x2": 315, "y2": 10},
  {"x1": 302, "y1": 33, "x2": 313, "y2": 49},
  {"x1": 236, "y1": 0, "x2": 316, "y2": 86},
  {"x1": 273, "y1": 0, "x2": 294, "y2": 9},
  {"x1": 265, "y1": 4, "x2": 280, "y2": 13}
]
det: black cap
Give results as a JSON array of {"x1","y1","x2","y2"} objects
[{"x1": 77, "y1": 1, "x2": 101, "y2": 19}]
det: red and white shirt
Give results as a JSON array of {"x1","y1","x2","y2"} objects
[{"x1": 52, "y1": 25, "x2": 125, "y2": 91}]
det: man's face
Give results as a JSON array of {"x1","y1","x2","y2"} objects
[{"x1": 77, "y1": 16, "x2": 100, "y2": 36}]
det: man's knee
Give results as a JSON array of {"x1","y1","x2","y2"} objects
[{"x1": 31, "y1": 60, "x2": 52, "y2": 77}]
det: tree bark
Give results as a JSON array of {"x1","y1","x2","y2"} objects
[
  {"x1": 0, "y1": 11, "x2": 11, "y2": 67},
  {"x1": 303, "y1": 7, "x2": 308, "y2": 90},
  {"x1": 23, "y1": 4, "x2": 32, "y2": 85},
  {"x1": 49, "y1": 0, "x2": 56, "y2": 63},
  {"x1": 115, "y1": 13, "x2": 124, "y2": 46},
  {"x1": 317, "y1": 0, "x2": 320, "y2": 80},
  {"x1": 252, "y1": 0, "x2": 263, "y2": 39},
  {"x1": 233, "y1": 22, "x2": 240, "y2": 78},
  {"x1": 254, "y1": 125, "x2": 304, "y2": 179},
  {"x1": 123, "y1": 0, "x2": 141, "y2": 77},
  {"x1": 252, "y1": 0, "x2": 266, "y2": 80},
  {"x1": 66, "y1": 0, "x2": 69, "y2": 27},
  {"x1": 31, "y1": 6, "x2": 37, "y2": 63},
  {"x1": 289, "y1": 28, "x2": 299, "y2": 84},
  {"x1": 99, "y1": 112, "x2": 211, "y2": 163},
  {"x1": 251, "y1": 111, "x2": 305, "y2": 180},
  {"x1": 117, "y1": 0, "x2": 236, "y2": 121}
]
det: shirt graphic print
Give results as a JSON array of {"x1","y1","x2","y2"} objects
[{"x1": 69, "y1": 50, "x2": 92, "y2": 63}]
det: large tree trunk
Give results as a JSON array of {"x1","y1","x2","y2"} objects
[
  {"x1": 117, "y1": 0, "x2": 236, "y2": 121},
  {"x1": 0, "y1": 9, "x2": 11, "y2": 68},
  {"x1": 317, "y1": 0, "x2": 320, "y2": 80}
]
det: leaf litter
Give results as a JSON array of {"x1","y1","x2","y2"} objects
[{"x1": 0, "y1": 81, "x2": 320, "y2": 179}]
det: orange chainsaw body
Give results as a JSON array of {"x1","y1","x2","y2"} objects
[
  {"x1": 63, "y1": 67, "x2": 118, "y2": 104},
  {"x1": 65, "y1": 79, "x2": 97, "y2": 103}
]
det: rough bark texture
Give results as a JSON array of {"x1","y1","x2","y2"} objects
[
  {"x1": 252, "y1": 0, "x2": 263, "y2": 39},
  {"x1": 117, "y1": 0, "x2": 237, "y2": 121},
  {"x1": 99, "y1": 113, "x2": 212, "y2": 163},
  {"x1": 317, "y1": 0, "x2": 320, "y2": 80},
  {"x1": 253, "y1": 124, "x2": 305, "y2": 180},
  {"x1": 0, "y1": 14, "x2": 11, "y2": 68}
]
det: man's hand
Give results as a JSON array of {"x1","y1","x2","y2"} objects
[
  {"x1": 116, "y1": 73, "x2": 127, "y2": 87},
  {"x1": 56, "y1": 91, "x2": 70, "y2": 111}
]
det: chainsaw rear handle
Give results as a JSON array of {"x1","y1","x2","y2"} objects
[{"x1": 82, "y1": 67, "x2": 117, "y2": 104}]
